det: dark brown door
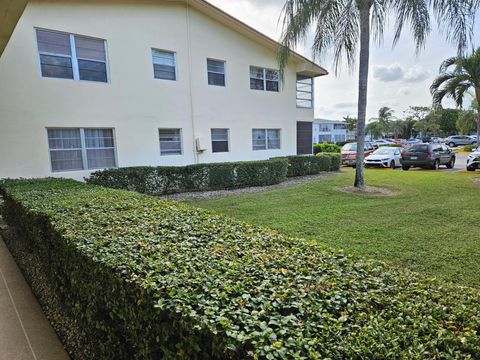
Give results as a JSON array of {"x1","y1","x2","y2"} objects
[{"x1": 297, "y1": 121, "x2": 313, "y2": 155}]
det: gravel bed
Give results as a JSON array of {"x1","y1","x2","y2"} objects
[{"x1": 160, "y1": 172, "x2": 339, "y2": 201}]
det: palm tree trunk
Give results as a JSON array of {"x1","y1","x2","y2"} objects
[{"x1": 354, "y1": 5, "x2": 370, "y2": 188}]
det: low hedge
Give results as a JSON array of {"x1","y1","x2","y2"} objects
[
  {"x1": 281, "y1": 153, "x2": 340, "y2": 177},
  {"x1": 313, "y1": 142, "x2": 341, "y2": 154},
  {"x1": 87, "y1": 159, "x2": 288, "y2": 195},
  {"x1": 1, "y1": 178, "x2": 480, "y2": 359},
  {"x1": 464, "y1": 144, "x2": 478, "y2": 152}
]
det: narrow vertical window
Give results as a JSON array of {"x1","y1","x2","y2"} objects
[
  {"x1": 211, "y1": 128, "x2": 229, "y2": 152},
  {"x1": 36, "y1": 29, "x2": 74, "y2": 79},
  {"x1": 84, "y1": 129, "x2": 116, "y2": 169},
  {"x1": 159, "y1": 129, "x2": 182, "y2": 155},
  {"x1": 36, "y1": 29, "x2": 107, "y2": 82},
  {"x1": 152, "y1": 49, "x2": 176, "y2": 80},
  {"x1": 296, "y1": 75, "x2": 313, "y2": 108},
  {"x1": 207, "y1": 59, "x2": 226, "y2": 86}
]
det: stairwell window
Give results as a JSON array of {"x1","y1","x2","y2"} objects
[
  {"x1": 47, "y1": 128, "x2": 116, "y2": 172},
  {"x1": 252, "y1": 129, "x2": 281, "y2": 150},
  {"x1": 296, "y1": 75, "x2": 313, "y2": 108},
  {"x1": 152, "y1": 49, "x2": 177, "y2": 80},
  {"x1": 250, "y1": 66, "x2": 279, "y2": 92},
  {"x1": 159, "y1": 129, "x2": 182, "y2": 155},
  {"x1": 36, "y1": 29, "x2": 108, "y2": 82},
  {"x1": 207, "y1": 59, "x2": 226, "y2": 86}
]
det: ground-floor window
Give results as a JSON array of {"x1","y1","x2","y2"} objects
[
  {"x1": 47, "y1": 128, "x2": 116, "y2": 172},
  {"x1": 252, "y1": 129, "x2": 281, "y2": 150},
  {"x1": 159, "y1": 129, "x2": 182, "y2": 155},
  {"x1": 211, "y1": 128, "x2": 229, "y2": 153},
  {"x1": 318, "y1": 135, "x2": 331, "y2": 143}
]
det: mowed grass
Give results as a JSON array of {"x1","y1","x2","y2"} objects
[{"x1": 188, "y1": 169, "x2": 480, "y2": 287}]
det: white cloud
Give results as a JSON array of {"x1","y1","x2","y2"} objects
[
  {"x1": 373, "y1": 63, "x2": 404, "y2": 82},
  {"x1": 398, "y1": 87, "x2": 411, "y2": 95},
  {"x1": 333, "y1": 101, "x2": 357, "y2": 109},
  {"x1": 404, "y1": 66, "x2": 430, "y2": 82}
]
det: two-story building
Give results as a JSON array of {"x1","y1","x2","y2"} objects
[
  {"x1": 0, "y1": 0, "x2": 327, "y2": 180},
  {"x1": 313, "y1": 118, "x2": 356, "y2": 144}
]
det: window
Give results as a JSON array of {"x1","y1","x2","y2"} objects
[
  {"x1": 252, "y1": 129, "x2": 280, "y2": 150},
  {"x1": 250, "y1": 66, "x2": 279, "y2": 92},
  {"x1": 334, "y1": 124, "x2": 346, "y2": 130},
  {"x1": 159, "y1": 129, "x2": 182, "y2": 155},
  {"x1": 207, "y1": 59, "x2": 226, "y2": 86},
  {"x1": 152, "y1": 49, "x2": 176, "y2": 80},
  {"x1": 47, "y1": 128, "x2": 116, "y2": 172},
  {"x1": 296, "y1": 75, "x2": 313, "y2": 108},
  {"x1": 36, "y1": 29, "x2": 107, "y2": 82},
  {"x1": 211, "y1": 128, "x2": 229, "y2": 152}
]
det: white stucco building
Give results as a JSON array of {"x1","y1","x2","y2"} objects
[
  {"x1": 0, "y1": 0, "x2": 327, "y2": 180},
  {"x1": 313, "y1": 118, "x2": 356, "y2": 144}
]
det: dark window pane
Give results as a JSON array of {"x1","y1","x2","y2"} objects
[
  {"x1": 266, "y1": 80, "x2": 279, "y2": 92},
  {"x1": 50, "y1": 149, "x2": 83, "y2": 171},
  {"x1": 87, "y1": 148, "x2": 116, "y2": 169},
  {"x1": 78, "y1": 59, "x2": 107, "y2": 82},
  {"x1": 154, "y1": 64, "x2": 176, "y2": 80},
  {"x1": 75, "y1": 36, "x2": 106, "y2": 61},
  {"x1": 40, "y1": 54, "x2": 73, "y2": 79},
  {"x1": 36, "y1": 29, "x2": 71, "y2": 55},
  {"x1": 212, "y1": 141, "x2": 229, "y2": 153},
  {"x1": 250, "y1": 78, "x2": 264, "y2": 90},
  {"x1": 208, "y1": 72, "x2": 225, "y2": 86}
]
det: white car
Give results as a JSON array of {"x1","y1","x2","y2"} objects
[
  {"x1": 373, "y1": 139, "x2": 396, "y2": 147},
  {"x1": 364, "y1": 146, "x2": 402, "y2": 169},
  {"x1": 467, "y1": 147, "x2": 480, "y2": 171}
]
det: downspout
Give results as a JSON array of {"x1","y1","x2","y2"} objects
[{"x1": 186, "y1": 0, "x2": 198, "y2": 164}]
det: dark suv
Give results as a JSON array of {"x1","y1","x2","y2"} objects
[{"x1": 400, "y1": 144, "x2": 455, "y2": 170}]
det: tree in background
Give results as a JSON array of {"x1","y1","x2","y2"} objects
[
  {"x1": 431, "y1": 48, "x2": 480, "y2": 145},
  {"x1": 365, "y1": 121, "x2": 384, "y2": 139},
  {"x1": 278, "y1": 0, "x2": 477, "y2": 189},
  {"x1": 439, "y1": 108, "x2": 462, "y2": 135},
  {"x1": 370, "y1": 106, "x2": 395, "y2": 136},
  {"x1": 390, "y1": 120, "x2": 406, "y2": 139},
  {"x1": 456, "y1": 111, "x2": 477, "y2": 134},
  {"x1": 343, "y1": 116, "x2": 358, "y2": 133}
]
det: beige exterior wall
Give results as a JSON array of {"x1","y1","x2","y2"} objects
[{"x1": 0, "y1": 0, "x2": 317, "y2": 180}]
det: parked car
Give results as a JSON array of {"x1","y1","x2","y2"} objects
[
  {"x1": 373, "y1": 139, "x2": 396, "y2": 147},
  {"x1": 341, "y1": 142, "x2": 375, "y2": 167},
  {"x1": 466, "y1": 147, "x2": 480, "y2": 171},
  {"x1": 364, "y1": 146, "x2": 402, "y2": 169},
  {"x1": 431, "y1": 136, "x2": 444, "y2": 143},
  {"x1": 444, "y1": 135, "x2": 477, "y2": 147},
  {"x1": 400, "y1": 143, "x2": 456, "y2": 170},
  {"x1": 405, "y1": 138, "x2": 421, "y2": 145}
]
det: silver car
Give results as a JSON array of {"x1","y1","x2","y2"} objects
[{"x1": 445, "y1": 135, "x2": 477, "y2": 147}]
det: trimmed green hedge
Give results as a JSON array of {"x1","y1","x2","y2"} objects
[
  {"x1": 281, "y1": 153, "x2": 340, "y2": 177},
  {"x1": 87, "y1": 159, "x2": 288, "y2": 195},
  {"x1": 1, "y1": 178, "x2": 479, "y2": 359},
  {"x1": 464, "y1": 144, "x2": 478, "y2": 152},
  {"x1": 313, "y1": 142, "x2": 341, "y2": 154}
]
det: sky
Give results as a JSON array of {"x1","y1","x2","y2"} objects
[{"x1": 208, "y1": 0, "x2": 480, "y2": 121}]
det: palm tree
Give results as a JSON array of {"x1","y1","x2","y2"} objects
[
  {"x1": 370, "y1": 106, "x2": 394, "y2": 137},
  {"x1": 431, "y1": 48, "x2": 480, "y2": 145},
  {"x1": 279, "y1": 0, "x2": 477, "y2": 188}
]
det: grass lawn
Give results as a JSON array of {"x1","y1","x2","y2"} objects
[{"x1": 188, "y1": 169, "x2": 480, "y2": 287}]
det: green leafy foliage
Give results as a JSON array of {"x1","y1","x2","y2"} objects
[
  {"x1": 1, "y1": 178, "x2": 479, "y2": 359},
  {"x1": 87, "y1": 159, "x2": 288, "y2": 195},
  {"x1": 313, "y1": 142, "x2": 341, "y2": 154},
  {"x1": 280, "y1": 154, "x2": 340, "y2": 177},
  {"x1": 464, "y1": 144, "x2": 478, "y2": 152}
]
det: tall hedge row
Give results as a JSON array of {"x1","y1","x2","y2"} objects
[
  {"x1": 1, "y1": 178, "x2": 479, "y2": 359},
  {"x1": 87, "y1": 159, "x2": 288, "y2": 195},
  {"x1": 283, "y1": 153, "x2": 341, "y2": 177}
]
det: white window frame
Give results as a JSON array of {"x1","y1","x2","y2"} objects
[
  {"x1": 211, "y1": 128, "x2": 230, "y2": 153},
  {"x1": 159, "y1": 128, "x2": 183, "y2": 156},
  {"x1": 46, "y1": 127, "x2": 117, "y2": 172},
  {"x1": 207, "y1": 58, "x2": 226, "y2": 87},
  {"x1": 249, "y1": 66, "x2": 279, "y2": 92},
  {"x1": 152, "y1": 49, "x2": 178, "y2": 81},
  {"x1": 35, "y1": 28, "x2": 109, "y2": 83},
  {"x1": 296, "y1": 75, "x2": 314, "y2": 108},
  {"x1": 252, "y1": 128, "x2": 281, "y2": 151}
]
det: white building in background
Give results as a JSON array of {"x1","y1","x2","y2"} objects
[
  {"x1": 0, "y1": 0, "x2": 327, "y2": 180},
  {"x1": 312, "y1": 119, "x2": 356, "y2": 144}
]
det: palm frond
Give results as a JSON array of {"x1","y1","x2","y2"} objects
[{"x1": 391, "y1": 0, "x2": 431, "y2": 52}]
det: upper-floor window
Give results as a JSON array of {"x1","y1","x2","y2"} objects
[
  {"x1": 334, "y1": 124, "x2": 346, "y2": 130},
  {"x1": 250, "y1": 66, "x2": 279, "y2": 92},
  {"x1": 159, "y1": 129, "x2": 182, "y2": 155},
  {"x1": 211, "y1": 128, "x2": 229, "y2": 152},
  {"x1": 47, "y1": 128, "x2": 116, "y2": 172},
  {"x1": 207, "y1": 59, "x2": 226, "y2": 86},
  {"x1": 152, "y1": 49, "x2": 176, "y2": 81},
  {"x1": 36, "y1": 29, "x2": 108, "y2": 83},
  {"x1": 296, "y1": 75, "x2": 313, "y2": 108},
  {"x1": 252, "y1": 129, "x2": 281, "y2": 150}
]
